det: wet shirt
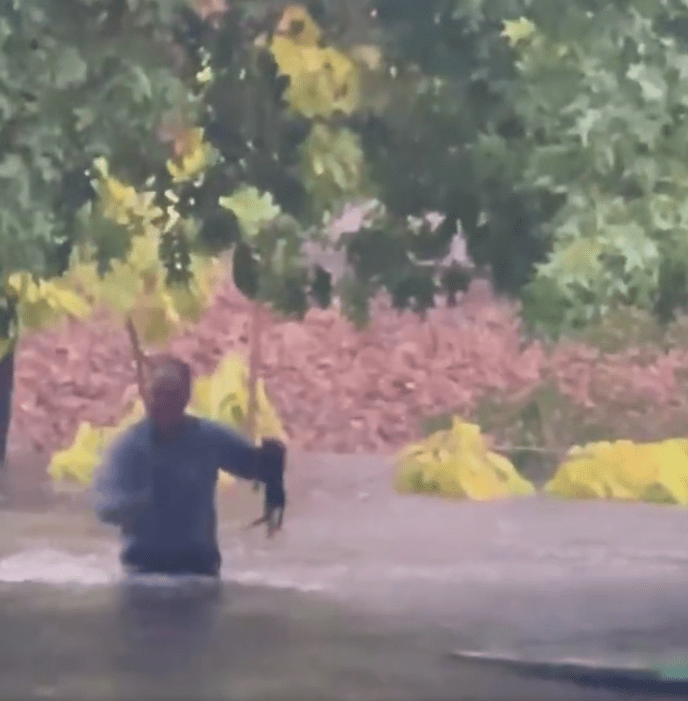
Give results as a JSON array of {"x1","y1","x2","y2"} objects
[{"x1": 94, "y1": 415, "x2": 256, "y2": 560}]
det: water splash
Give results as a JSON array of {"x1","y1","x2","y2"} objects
[
  {"x1": 0, "y1": 548, "x2": 118, "y2": 585},
  {"x1": 0, "y1": 547, "x2": 334, "y2": 593}
]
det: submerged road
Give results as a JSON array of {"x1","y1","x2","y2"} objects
[{"x1": 0, "y1": 451, "x2": 687, "y2": 700}]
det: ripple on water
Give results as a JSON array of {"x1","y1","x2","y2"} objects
[
  {"x1": 0, "y1": 548, "x2": 333, "y2": 593},
  {"x1": 0, "y1": 548, "x2": 119, "y2": 585}
]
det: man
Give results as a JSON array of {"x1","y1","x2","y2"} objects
[{"x1": 94, "y1": 355, "x2": 286, "y2": 577}]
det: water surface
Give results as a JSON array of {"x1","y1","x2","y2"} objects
[{"x1": 1, "y1": 455, "x2": 687, "y2": 700}]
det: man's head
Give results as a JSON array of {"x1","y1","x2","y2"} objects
[{"x1": 142, "y1": 355, "x2": 192, "y2": 434}]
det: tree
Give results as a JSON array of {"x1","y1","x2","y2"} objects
[
  {"x1": 0, "y1": 0, "x2": 191, "y2": 469},
  {"x1": 346, "y1": 0, "x2": 550, "y2": 303},
  {"x1": 499, "y1": 0, "x2": 688, "y2": 332},
  {"x1": 19, "y1": 0, "x2": 688, "y2": 480},
  {"x1": 157, "y1": 1, "x2": 485, "y2": 331},
  {"x1": 346, "y1": 0, "x2": 688, "y2": 335}
]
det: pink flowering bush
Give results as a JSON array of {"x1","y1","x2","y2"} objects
[{"x1": 11, "y1": 279, "x2": 688, "y2": 471}]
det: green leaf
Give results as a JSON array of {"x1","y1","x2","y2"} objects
[
  {"x1": 219, "y1": 186, "x2": 282, "y2": 238},
  {"x1": 0, "y1": 154, "x2": 24, "y2": 179},
  {"x1": 301, "y1": 125, "x2": 366, "y2": 207},
  {"x1": 54, "y1": 48, "x2": 88, "y2": 89},
  {"x1": 627, "y1": 64, "x2": 666, "y2": 104}
]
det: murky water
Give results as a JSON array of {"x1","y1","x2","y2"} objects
[
  {"x1": 0, "y1": 540, "x2": 674, "y2": 701},
  {"x1": 1, "y1": 455, "x2": 688, "y2": 700},
  {"x1": 0, "y1": 574, "x2": 657, "y2": 701}
]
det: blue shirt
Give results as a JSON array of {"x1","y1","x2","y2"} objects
[{"x1": 94, "y1": 415, "x2": 256, "y2": 557}]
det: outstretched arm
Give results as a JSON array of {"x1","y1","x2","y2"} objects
[
  {"x1": 209, "y1": 421, "x2": 286, "y2": 485},
  {"x1": 209, "y1": 422, "x2": 260, "y2": 482},
  {"x1": 209, "y1": 420, "x2": 287, "y2": 536}
]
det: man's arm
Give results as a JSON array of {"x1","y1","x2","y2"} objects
[
  {"x1": 93, "y1": 436, "x2": 149, "y2": 526},
  {"x1": 208, "y1": 420, "x2": 287, "y2": 536},
  {"x1": 207, "y1": 421, "x2": 259, "y2": 481}
]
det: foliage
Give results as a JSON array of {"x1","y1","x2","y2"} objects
[
  {"x1": 565, "y1": 306, "x2": 667, "y2": 354},
  {"x1": 11, "y1": 0, "x2": 688, "y2": 348},
  {"x1": 162, "y1": 2, "x2": 479, "y2": 322},
  {"x1": 300, "y1": 124, "x2": 366, "y2": 209},
  {"x1": 351, "y1": 0, "x2": 546, "y2": 302},
  {"x1": 0, "y1": 0, "x2": 190, "y2": 287},
  {"x1": 395, "y1": 416, "x2": 535, "y2": 500},
  {"x1": 62, "y1": 156, "x2": 223, "y2": 344},
  {"x1": 268, "y1": 4, "x2": 361, "y2": 119},
  {"x1": 546, "y1": 439, "x2": 688, "y2": 505},
  {"x1": 0, "y1": 271, "x2": 92, "y2": 358},
  {"x1": 290, "y1": 0, "x2": 688, "y2": 333},
  {"x1": 503, "y1": 1, "x2": 688, "y2": 332},
  {"x1": 219, "y1": 186, "x2": 281, "y2": 239},
  {"x1": 0, "y1": 0, "x2": 209, "y2": 383},
  {"x1": 49, "y1": 397, "x2": 147, "y2": 486},
  {"x1": 49, "y1": 351, "x2": 284, "y2": 485},
  {"x1": 0, "y1": 1, "x2": 483, "y2": 342},
  {"x1": 188, "y1": 353, "x2": 285, "y2": 442}
]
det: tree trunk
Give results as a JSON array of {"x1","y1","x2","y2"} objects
[{"x1": 0, "y1": 348, "x2": 15, "y2": 472}]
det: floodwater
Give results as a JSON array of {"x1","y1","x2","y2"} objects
[
  {"x1": 1, "y1": 452, "x2": 687, "y2": 700},
  {"x1": 0, "y1": 568, "x2": 660, "y2": 701}
]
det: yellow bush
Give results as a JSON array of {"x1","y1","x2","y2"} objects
[
  {"x1": 396, "y1": 417, "x2": 535, "y2": 500},
  {"x1": 49, "y1": 354, "x2": 284, "y2": 488},
  {"x1": 545, "y1": 439, "x2": 688, "y2": 505},
  {"x1": 187, "y1": 354, "x2": 284, "y2": 442},
  {"x1": 49, "y1": 398, "x2": 146, "y2": 486}
]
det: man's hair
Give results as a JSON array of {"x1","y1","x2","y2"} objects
[{"x1": 147, "y1": 354, "x2": 192, "y2": 393}]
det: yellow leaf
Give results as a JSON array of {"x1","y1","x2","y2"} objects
[
  {"x1": 197, "y1": 66, "x2": 214, "y2": 84},
  {"x1": 43, "y1": 282, "x2": 92, "y2": 319},
  {"x1": 48, "y1": 422, "x2": 107, "y2": 485},
  {"x1": 350, "y1": 44, "x2": 383, "y2": 71},
  {"x1": 189, "y1": 376, "x2": 213, "y2": 416},
  {"x1": 501, "y1": 17, "x2": 537, "y2": 46},
  {"x1": 188, "y1": 353, "x2": 283, "y2": 444},
  {"x1": 18, "y1": 298, "x2": 55, "y2": 329},
  {"x1": 93, "y1": 157, "x2": 108, "y2": 178},
  {"x1": 270, "y1": 33, "x2": 360, "y2": 118},
  {"x1": 191, "y1": 255, "x2": 222, "y2": 300},
  {"x1": 219, "y1": 186, "x2": 281, "y2": 237},
  {"x1": 275, "y1": 5, "x2": 323, "y2": 46},
  {"x1": 129, "y1": 231, "x2": 160, "y2": 271},
  {"x1": 166, "y1": 128, "x2": 212, "y2": 183},
  {"x1": 97, "y1": 280, "x2": 140, "y2": 315},
  {"x1": 6, "y1": 272, "x2": 26, "y2": 297},
  {"x1": 130, "y1": 303, "x2": 177, "y2": 345},
  {"x1": 166, "y1": 282, "x2": 205, "y2": 324}
]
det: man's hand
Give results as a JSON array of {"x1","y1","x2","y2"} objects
[{"x1": 249, "y1": 438, "x2": 286, "y2": 537}]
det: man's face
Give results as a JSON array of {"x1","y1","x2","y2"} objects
[{"x1": 144, "y1": 369, "x2": 190, "y2": 433}]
